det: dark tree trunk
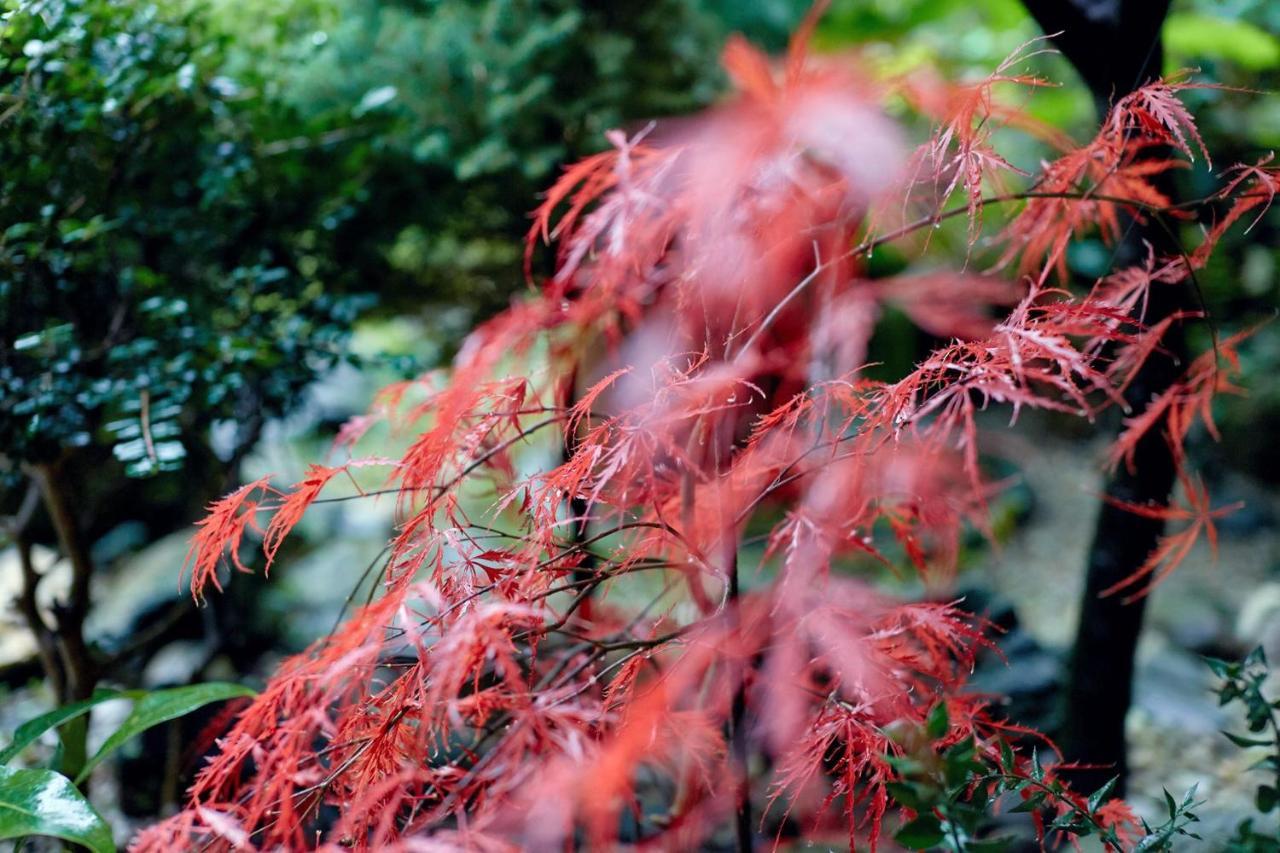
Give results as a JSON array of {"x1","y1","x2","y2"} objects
[
  {"x1": 1019, "y1": 0, "x2": 1182, "y2": 795},
  {"x1": 1020, "y1": 0, "x2": 1170, "y2": 117}
]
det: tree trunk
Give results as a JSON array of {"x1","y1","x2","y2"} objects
[
  {"x1": 31, "y1": 456, "x2": 100, "y2": 782},
  {"x1": 1019, "y1": 0, "x2": 1182, "y2": 795}
]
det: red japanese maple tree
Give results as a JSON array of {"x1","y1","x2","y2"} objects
[{"x1": 133, "y1": 12, "x2": 1270, "y2": 852}]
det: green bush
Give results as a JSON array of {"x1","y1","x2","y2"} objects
[{"x1": 0, "y1": 0, "x2": 364, "y2": 480}]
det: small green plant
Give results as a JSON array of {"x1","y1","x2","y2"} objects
[
  {"x1": 1207, "y1": 647, "x2": 1280, "y2": 850},
  {"x1": 888, "y1": 703, "x2": 1202, "y2": 851}
]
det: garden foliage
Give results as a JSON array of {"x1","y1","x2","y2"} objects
[
  {"x1": 0, "y1": 0, "x2": 364, "y2": 480},
  {"x1": 135, "y1": 11, "x2": 1273, "y2": 852}
]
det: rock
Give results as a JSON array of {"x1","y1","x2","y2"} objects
[
  {"x1": 1151, "y1": 592, "x2": 1228, "y2": 655},
  {"x1": 970, "y1": 626, "x2": 1063, "y2": 735},
  {"x1": 1236, "y1": 582, "x2": 1280, "y2": 696},
  {"x1": 85, "y1": 531, "x2": 191, "y2": 646},
  {"x1": 262, "y1": 537, "x2": 389, "y2": 648},
  {"x1": 1236, "y1": 582, "x2": 1280, "y2": 651},
  {"x1": 141, "y1": 640, "x2": 212, "y2": 688},
  {"x1": 1132, "y1": 648, "x2": 1227, "y2": 734},
  {"x1": 0, "y1": 544, "x2": 70, "y2": 669},
  {"x1": 89, "y1": 521, "x2": 149, "y2": 567}
]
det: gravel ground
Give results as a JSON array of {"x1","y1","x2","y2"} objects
[{"x1": 980, "y1": 415, "x2": 1280, "y2": 843}]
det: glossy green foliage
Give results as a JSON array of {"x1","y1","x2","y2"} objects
[
  {"x1": 73, "y1": 681, "x2": 254, "y2": 782},
  {"x1": 0, "y1": 0, "x2": 366, "y2": 480},
  {"x1": 0, "y1": 688, "x2": 129, "y2": 766},
  {"x1": 0, "y1": 766, "x2": 114, "y2": 852},
  {"x1": 0, "y1": 682, "x2": 251, "y2": 851}
]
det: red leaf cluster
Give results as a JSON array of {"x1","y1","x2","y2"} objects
[{"x1": 138, "y1": 21, "x2": 1262, "y2": 853}]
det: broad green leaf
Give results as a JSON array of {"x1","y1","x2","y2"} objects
[
  {"x1": 885, "y1": 781, "x2": 927, "y2": 812},
  {"x1": 1250, "y1": 755, "x2": 1280, "y2": 773},
  {"x1": 0, "y1": 766, "x2": 114, "y2": 853},
  {"x1": 0, "y1": 689, "x2": 136, "y2": 766},
  {"x1": 895, "y1": 814, "x2": 945, "y2": 849},
  {"x1": 74, "y1": 683, "x2": 254, "y2": 784},
  {"x1": 998, "y1": 738, "x2": 1015, "y2": 773},
  {"x1": 925, "y1": 701, "x2": 949, "y2": 740},
  {"x1": 1165, "y1": 14, "x2": 1280, "y2": 71}
]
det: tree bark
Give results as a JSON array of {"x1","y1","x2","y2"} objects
[
  {"x1": 31, "y1": 456, "x2": 100, "y2": 781},
  {"x1": 1020, "y1": 0, "x2": 1170, "y2": 116},
  {"x1": 1019, "y1": 0, "x2": 1182, "y2": 795},
  {"x1": 32, "y1": 460, "x2": 96, "y2": 697}
]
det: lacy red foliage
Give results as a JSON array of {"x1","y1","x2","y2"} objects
[
  {"x1": 182, "y1": 476, "x2": 273, "y2": 601},
  {"x1": 136, "y1": 18, "x2": 1265, "y2": 853}
]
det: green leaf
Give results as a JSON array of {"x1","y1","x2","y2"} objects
[
  {"x1": 1165, "y1": 13, "x2": 1280, "y2": 71},
  {"x1": 1049, "y1": 812, "x2": 1090, "y2": 834},
  {"x1": 885, "y1": 781, "x2": 928, "y2": 812},
  {"x1": 998, "y1": 738, "x2": 1015, "y2": 773},
  {"x1": 1258, "y1": 785, "x2": 1278, "y2": 814},
  {"x1": 895, "y1": 814, "x2": 945, "y2": 849},
  {"x1": 0, "y1": 766, "x2": 114, "y2": 853},
  {"x1": 0, "y1": 689, "x2": 134, "y2": 766},
  {"x1": 968, "y1": 780, "x2": 991, "y2": 811},
  {"x1": 942, "y1": 737, "x2": 978, "y2": 786},
  {"x1": 885, "y1": 754, "x2": 926, "y2": 775},
  {"x1": 1203, "y1": 655, "x2": 1239, "y2": 679},
  {"x1": 966, "y1": 838, "x2": 1017, "y2": 853},
  {"x1": 74, "y1": 683, "x2": 254, "y2": 784},
  {"x1": 1011, "y1": 792, "x2": 1046, "y2": 813},
  {"x1": 1222, "y1": 731, "x2": 1273, "y2": 749},
  {"x1": 926, "y1": 701, "x2": 949, "y2": 740},
  {"x1": 1088, "y1": 776, "x2": 1118, "y2": 814}
]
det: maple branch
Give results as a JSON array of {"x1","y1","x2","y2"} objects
[
  {"x1": 738, "y1": 185, "x2": 1229, "y2": 358},
  {"x1": 306, "y1": 415, "x2": 568, "y2": 508}
]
